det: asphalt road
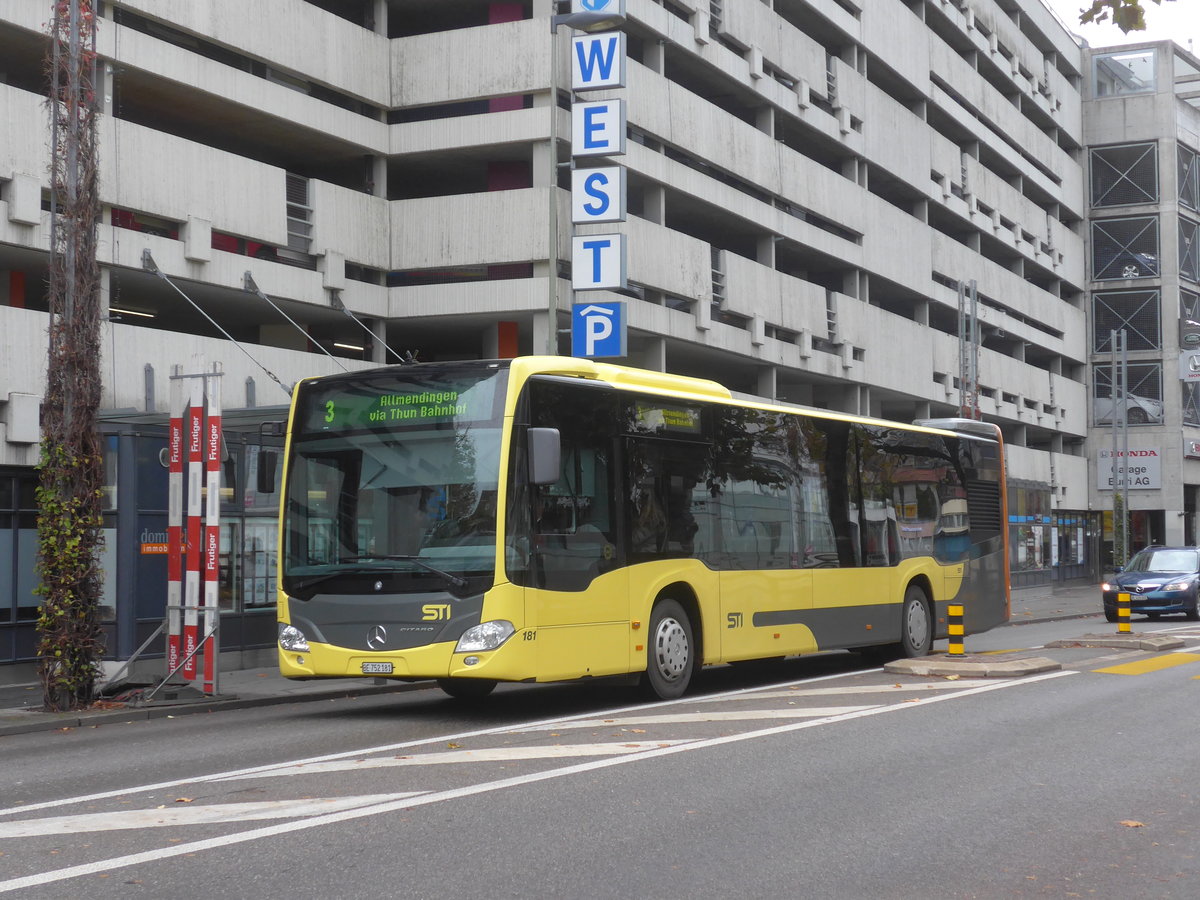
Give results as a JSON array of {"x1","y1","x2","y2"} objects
[{"x1": 2, "y1": 616, "x2": 1198, "y2": 898}]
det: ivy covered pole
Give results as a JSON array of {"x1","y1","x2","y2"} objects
[{"x1": 38, "y1": 0, "x2": 104, "y2": 711}]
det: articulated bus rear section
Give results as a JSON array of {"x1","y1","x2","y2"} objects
[{"x1": 272, "y1": 357, "x2": 1009, "y2": 701}]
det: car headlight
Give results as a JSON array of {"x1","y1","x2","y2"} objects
[
  {"x1": 278, "y1": 623, "x2": 310, "y2": 652},
  {"x1": 1163, "y1": 581, "x2": 1191, "y2": 592},
  {"x1": 455, "y1": 620, "x2": 515, "y2": 653},
  {"x1": 1101, "y1": 582, "x2": 1113, "y2": 592}
]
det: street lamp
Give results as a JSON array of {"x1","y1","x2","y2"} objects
[{"x1": 545, "y1": 1, "x2": 627, "y2": 355}]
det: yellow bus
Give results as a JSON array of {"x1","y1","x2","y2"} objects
[{"x1": 272, "y1": 357, "x2": 1009, "y2": 700}]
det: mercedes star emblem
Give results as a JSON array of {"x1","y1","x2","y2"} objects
[{"x1": 366, "y1": 624, "x2": 387, "y2": 650}]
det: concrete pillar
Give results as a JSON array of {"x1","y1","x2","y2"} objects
[
  {"x1": 1164, "y1": 511, "x2": 1186, "y2": 546},
  {"x1": 532, "y1": 309, "x2": 555, "y2": 357},
  {"x1": 370, "y1": 319, "x2": 387, "y2": 364},
  {"x1": 643, "y1": 37, "x2": 665, "y2": 74},
  {"x1": 755, "y1": 106, "x2": 774, "y2": 137},
  {"x1": 756, "y1": 236, "x2": 776, "y2": 269},
  {"x1": 756, "y1": 366, "x2": 777, "y2": 400},
  {"x1": 370, "y1": 155, "x2": 387, "y2": 199},
  {"x1": 642, "y1": 183, "x2": 666, "y2": 225},
  {"x1": 99, "y1": 266, "x2": 111, "y2": 314},
  {"x1": 371, "y1": 0, "x2": 387, "y2": 35},
  {"x1": 640, "y1": 337, "x2": 667, "y2": 372}
]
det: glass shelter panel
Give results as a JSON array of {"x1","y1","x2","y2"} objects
[{"x1": 1093, "y1": 50, "x2": 1156, "y2": 97}]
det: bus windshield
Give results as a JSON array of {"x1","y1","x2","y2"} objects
[{"x1": 282, "y1": 365, "x2": 507, "y2": 597}]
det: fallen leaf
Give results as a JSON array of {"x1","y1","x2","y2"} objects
[
  {"x1": 174, "y1": 797, "x2": 194, "y2": 804},
  {"x1": 447, "y1": 742, "x2": 461, "y2": 749},
  {"x1": 629, "y1": 728, "x2": 646, "y2": 734},
  {"x1": 944, "y1": 674, "x2": 960, "y2": 681},
  {"x1": 904, "y1": 698, "x2": 921, "y2": 703},
  {"x1": 1119, "y1": 820, "x2": 1146, "y2": 828}
]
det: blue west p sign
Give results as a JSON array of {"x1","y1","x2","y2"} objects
[{"x1": 572, "y1": 300, "x2": 627, "y2": 358}]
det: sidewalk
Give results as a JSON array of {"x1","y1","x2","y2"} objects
[{"x1": 0, "y1": 580, "x2": 1104, "y2": 738}]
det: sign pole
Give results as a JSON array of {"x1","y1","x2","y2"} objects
[
  {"x1": 166, "y1": 365, "x2": 184, "y2": 677},
  {"x1": 182, "y1": 357, "x2": 204, "y2": 681},
  {"x1": 202, "y1": 362, "x2": 223, "y2": 695}
]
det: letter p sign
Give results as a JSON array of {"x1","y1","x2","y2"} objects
[{"x1": 572, "y1": 301, "x2": 627, "y2": 358}]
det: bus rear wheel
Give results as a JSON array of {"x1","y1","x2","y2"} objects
[
  {"x1": 900, "y1": 585, "x2": 932, "y2": 657},
  {"x1": 437, "y1": 677, "x2": 497, "y2": 700},
  {"x1": 642, "y1": 599, "x2": 694, "y2": 700}
]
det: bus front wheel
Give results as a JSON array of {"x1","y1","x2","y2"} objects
[
  {"x1": 900, "y1": 585, "x2": 932, "y2": 657},
  {"x1": 437, "y1": 677, "x2": 497, "y2": 700},
  {"x1": 642, "y1": 599, "x2": 695, "y2": 700}
]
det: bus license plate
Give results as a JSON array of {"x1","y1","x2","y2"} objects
[{"x1": 361, "y1": 662, "x2": 393, "y2": 674}]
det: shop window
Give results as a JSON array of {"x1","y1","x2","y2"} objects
[
  {"x1": 1090, "y1": 142, "x2": 1157, "y2": 207},
  {"x1": 1092, "y1": 289, "x2": 1159, "y2": 352},
  {"x1": 1091, "y1": 216, "x2": 1158, "y2": 280}
]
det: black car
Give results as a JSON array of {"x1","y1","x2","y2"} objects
[{"x1": 1102, "y1": 546, "x2": 1200, "y2": 622}]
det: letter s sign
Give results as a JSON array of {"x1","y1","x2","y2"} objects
[{"x1": 572, "y1": 166, "x2": 626, "y2": 224}]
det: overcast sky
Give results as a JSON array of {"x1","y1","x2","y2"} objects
[{"x1": 1045, "y1": 0, "x2": 1198, "y2": 52}]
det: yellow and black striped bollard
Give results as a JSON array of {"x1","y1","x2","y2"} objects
[
  {"x1": 947, "y1": 603, "x2": 965, "y2": 657},
  {"x1": 1117, "y1": 591, "x2": 1131, "y2": 634}
]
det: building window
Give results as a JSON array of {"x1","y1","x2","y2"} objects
[
  {"x1": 1090, "y1": 142, "x2": 1157, "y2": 207},
  {"x1": 1092, "y1": 289, "x2": 1160, "y2": 352},
  {"x1": 1093, "y1": 362, "x2": 1164, "y2": 426},
  {"x1": 1091, "y1": 216, "x2": 1159, "y2": 280},
  {"x1": 1181, "y1": 144, "x2": 1199, "y2": 213},
  {"x1": 1182, "y1": 217, "x2": 1200, "y2": 285},
  {"x1": 1093, "y1": 49, "x2": 1156, "y2": 98}
]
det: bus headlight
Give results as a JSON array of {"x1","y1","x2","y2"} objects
[
  {"x1": 278, "y1": 623, "x2": 311, "y2": 652},
  {"x1": 455, "y1": 620, "x2": 515, "y2": 653}
]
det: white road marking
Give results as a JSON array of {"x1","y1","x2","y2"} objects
[
  {"x1": 514, "y1": 707, "x2": 879, "y2": 732},
  {"x1": 0, "y1": 667, "x2": 863, "y2": 820},
  {"x1": 0, "y1": 669, "x2": 1076, "y2": 894},
  {"x1": 696, "y1": 682, "x2": 1014, "y2": 701},
  {"x1": 0, "y1": 795, "x2": 422, "y2": 839},
  {"x1": 215, "y1": 741, "x2": 694, "y2": 780}
]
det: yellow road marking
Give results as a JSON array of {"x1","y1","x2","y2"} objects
[{"x1": 1094, "y1": 653, "x2": 1200, "y2": 676}]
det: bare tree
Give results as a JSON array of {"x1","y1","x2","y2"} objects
[{"x1": 38, "y1": 0, "x2": 104, "y2": 711}]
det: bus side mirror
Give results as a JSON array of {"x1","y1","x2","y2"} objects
[
  {"x1": 528, "y1": 427, "x2": 561, "y2": 486},
  {"x1": 257, "y1": 450, "x2": 278, "y2": 494}
]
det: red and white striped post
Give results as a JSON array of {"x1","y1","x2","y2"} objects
[
  {"x1": 201, "y1": 363, "x2": 223, "y2": 695},
  {"x1": 166, "y1": 365, "x2": 184, "y2": 675},
  {"x1": 183, "y1": 359, "x2": 204, "y2": 681}
]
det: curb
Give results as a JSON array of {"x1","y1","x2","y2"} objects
[
  {"x1": 885, "y1": 653, "x2": 1062, "y2": 678},
  {"x1": 1045, "y1": 633, "x2": 1187, "y2": 652},
  {"x1": 0, "y1": 680, "x2": 431, "y2": 738}
]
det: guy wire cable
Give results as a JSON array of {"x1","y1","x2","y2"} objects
[
  {"x1": 243, "y1": 271, "x2": 346, "y2": 371},
  {"x1": 141, "y1": 249, "x2": 290, "y2": 396},
  {"x1": 329, "y1": 289, "x2": 408, "y2": 363}
]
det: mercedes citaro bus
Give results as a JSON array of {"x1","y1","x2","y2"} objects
[{"x1": 270, "y1": 357, "x2": 1009, "y2": 700}]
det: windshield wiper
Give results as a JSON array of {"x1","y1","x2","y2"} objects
[{"x1": 340, "y1": 555, "x2": 469, "y2": 590}]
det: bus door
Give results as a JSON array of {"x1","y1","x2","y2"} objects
[{"x1": 524, "y1": 380, "x2": 628, "y2": 681}]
